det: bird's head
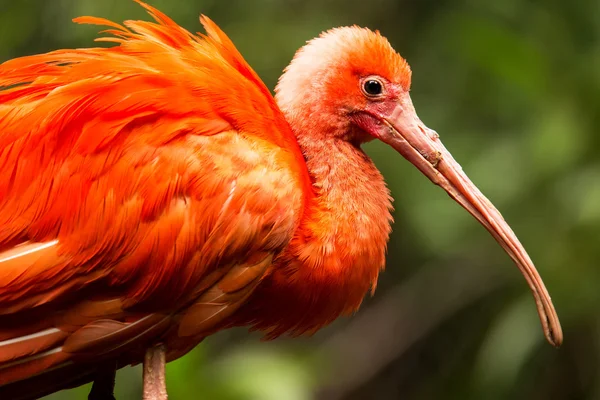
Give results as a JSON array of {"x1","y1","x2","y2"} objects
[
  {"x1": 276, "y1": 26, "x2": 414, "y2": 143},
  {"x1": 276, "y1": 26, "x2": 563, "y2": 347}
]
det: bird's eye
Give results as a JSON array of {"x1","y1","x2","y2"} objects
[{"x1": 362, "y1": 78, "x2": 383, "y2": 97}]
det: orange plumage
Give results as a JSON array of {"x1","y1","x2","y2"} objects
[{"x1": 0, "y1": 2, "x2": 561, "y2": 399}]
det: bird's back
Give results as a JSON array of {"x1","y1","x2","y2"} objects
[{"x1": 0, "y1": 3, "x2": 309, "y2": 398}]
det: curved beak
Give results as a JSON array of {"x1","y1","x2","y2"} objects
[{"x1": 377, "y1": 95, "x2": 562, "y2": 347}]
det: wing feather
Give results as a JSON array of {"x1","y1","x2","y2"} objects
[{"x1": 0, "y1": 1, "x2": 308, "y2": 395}]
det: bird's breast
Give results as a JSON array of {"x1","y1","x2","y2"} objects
[{"x1": 231, "y1": 140, "x2": 394, "y2": 338}]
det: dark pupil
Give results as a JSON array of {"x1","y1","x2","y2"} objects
[{"x1": 364, "y1": 80, "x2": 382, "y2": 95}]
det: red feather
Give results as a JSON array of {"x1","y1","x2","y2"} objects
[{"x1": 0, "y1": 3, "x2": 311, "y2": 397}]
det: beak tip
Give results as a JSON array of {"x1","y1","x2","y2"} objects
[
  {"x1": 544, "y1": 314, "x2": 563, "y2": 348},
  {"x1": 549, "y1": 330, "x2": 564, "y2": 348}
]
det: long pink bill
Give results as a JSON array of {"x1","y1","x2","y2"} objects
[{"x1": 379, "y1": 95, "x2": 563, "y2": 347}]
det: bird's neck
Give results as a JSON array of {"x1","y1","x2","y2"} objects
[{"x1": 238, "y1": 135, "x2": 393, "y2": 338}]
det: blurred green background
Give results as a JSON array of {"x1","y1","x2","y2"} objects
[{"x1": 1, "y1": 0, "x2": 599, "y2": 399}]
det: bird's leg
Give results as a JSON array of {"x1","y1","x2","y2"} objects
[
  {"x1": 88, "y1": 365, "x2": 117, "y2": 400},
  {"x1": 142, "y1": 344, "x2": 168, "y2": 400}
]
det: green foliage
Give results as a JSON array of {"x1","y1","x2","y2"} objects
[{"x1": 1, "y1": 0, "x2": 598, "y2": 398}]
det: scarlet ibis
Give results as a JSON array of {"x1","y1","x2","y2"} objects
[{"x1": 0, "y1": 2, "x2": 562, "y2": 399}]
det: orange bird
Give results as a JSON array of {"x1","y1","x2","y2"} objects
[{"x1": 0, "y1": 2, "x2": 562, "y2": 399}]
